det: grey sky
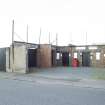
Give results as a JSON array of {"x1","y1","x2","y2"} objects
[{"x1": 0, "y1": 0, "x2": 105, "y2": 47}]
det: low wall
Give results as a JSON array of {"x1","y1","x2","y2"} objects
[{"x1": 9, "y1": 44, "x2": 27, "y2": 73}]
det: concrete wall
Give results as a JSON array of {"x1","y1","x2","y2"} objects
[
  {"x1": 10, "y1": 44, "x2": 27, "y2": 73},
  {"x1": 90, "y1": 46, "x2": 105, "y2": 67},
  {"x1": 4, "y1": 43, "x2": 105, "y2": 73},
  {"x1": 70, "y1": 46, "x2": 105, "y2": 67},
  {"x1": 6, "y1": 48, "x2": 11, "y2": 72}
]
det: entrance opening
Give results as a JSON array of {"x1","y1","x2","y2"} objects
[
  {"x1": 28, "y1": 48, "x2": 37, "y2": 69},
  {"x1": 62, "y1": 52, "x2": 69, "y2": 66},
  {"x1": 0, "y1": 48, "x2": 6, "y2": 72},
  {"x1": 51, "y1": 50, "x2": 56, "y2": 66},
  {"x1": 82, "y1": 52, "x2": 90, "y2": 67},
  {"x1": 96, "y1": 52, "x2": 100, "y2": 60}
]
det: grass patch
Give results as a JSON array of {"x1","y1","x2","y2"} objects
[{"x1": 92, "y1": 70, "x2": 105, "y2": 80}]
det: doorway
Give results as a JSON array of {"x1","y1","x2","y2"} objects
[
  {"x1": 62, "y1": 52, "x2": 69, "y2": 66},
  {"x1": 82, "y1": 52, "x2": 90, "y2": 66},
  {"x1": 28, "y1": 49, "x2": 37, "y2": 68},
  {"x1": 0, "y1": 48, "x2": 6, "y2": 71},
  {"x1": 51, "y1": 50, "x2": 56, "y2": 66}
]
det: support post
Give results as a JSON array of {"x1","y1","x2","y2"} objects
[
  {"x1": 56, "y1": 33, "x2": 58, "y2": 46},
  {"x1": 49, "y1": 32, "x2": 50, "y2": 44},
  {"x1": 26, "y1": 24, "x2": 29, "y2": 73},
  {"x1": 12, "y1": 20, "x2": 14, "y2": 72}
]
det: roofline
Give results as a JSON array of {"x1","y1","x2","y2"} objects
[
  {"x1": 13, "y1": 41, "x2": 38, "y2": 45},
  {"x1": 13, "y1": 41, "x2": 105, "y2": 47},
  {"x1": 69, "y1": 45, "x2": 105, "y2": 47}
]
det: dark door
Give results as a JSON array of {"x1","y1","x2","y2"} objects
[
  {"x1": 51, "y1": 50, "x2": 56, "y2": 66},
  {"x1": 62, "y1": 52, "x2": 69, "y2": 66},
  {"x1": 82, "y1": 52, "x2": 90, "y2": 66},
  {"x1": 28, "y1": 49, "x2": 37, "y2": 67},
  {"x1": 0, "y1": 48, "x2": 6, "y2": 71}
]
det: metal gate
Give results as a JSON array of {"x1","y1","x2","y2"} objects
[
  {"x1": 0, "y1": 48, "x2": 6, "y2": 71},
  {"x1": 82, "y1": 52, "x2": 90, "y2": 67},
  {"x1": 28, "y1": 49, "x2": 37, "y2": 68}
]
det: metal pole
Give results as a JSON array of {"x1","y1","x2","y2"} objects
[
  {"x1": 38, "y1": 28, "x2": 42, "y2": 68},
  {"x1": 49, "y1": 32, "x2": 50, "y2": 44},
  {"x1": 85, "y1": 32, "x2": 88, "y2": 51},
  {"x1": 70, "y1": 32, "x2": 72, "y2": 44},
  {"x1": 55, "y1": 33, "x2": 58, "y2": 66},
  {"x1": 56, "y1": 33, "x2": 58, "y2": 46},
  {"x1": 26, "y1": 24, "x2": 29, "y2": 73},
  {"x1": 12, "y1": 20, "x2": 14, "y2": 44},
  {"x1": 27, "y1": 24, "x2": 28, "y2": 44},
  {"x1": 39, "y1": 28, "x2": 41, "y2": 45},
  {"x1": 12, "y1": 20, "x2": 14, "y2": 72},
  {"x1": 86, "y1": 32, "x2": 87, "y2": 46}
]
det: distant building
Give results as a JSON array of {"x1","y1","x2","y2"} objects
[{"x1": 0, "y1": 41, "x2": 105, "y2": 73}]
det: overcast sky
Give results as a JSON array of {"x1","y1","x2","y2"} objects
[{"x1": 0, "y1": 0, "x2": 105, "y2": 47}]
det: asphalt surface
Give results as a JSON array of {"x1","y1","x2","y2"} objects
[
  {"x1": 0, "y1": 78, "x2": 105, "y2": 105},
  {"x1": 30, "y1": 67, "x2": 105, "y2": 79}
]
